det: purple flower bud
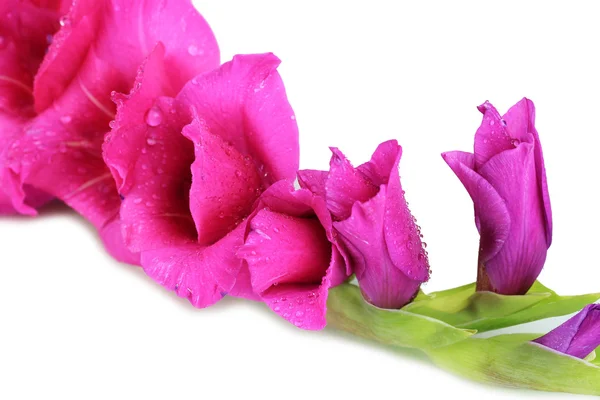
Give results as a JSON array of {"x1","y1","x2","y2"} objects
[
  {"x1": 443, "y1": 98, "x2": 552, "y2": 294},
  {"x1": 534, "y1": 304, "x2": 600, "y2": 359},
  {"x1": 298, "y1": 140, "x2": 430, "y2": 309}
]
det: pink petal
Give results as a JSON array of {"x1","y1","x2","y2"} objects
[
  {"x1": 478, "y1": 143, "x2": 548, "y2": 294},
  {"x1": 384, "y1": 144, "x2": 430, "y2": 282},
  {"x1": 103, "y1": 45, "x2": 196, "y2": 252},
  {"x1": 442, "y1": 151, "x2": 511, "y2": 265},
  {"x1": 239, "y1": 180, "x2": 349, "y2": 329},
  {"x1": 356, "y1": 139, "x2": 400, "y2": 186},
  {"x1": 34, "y1": 0, "x2": 219, "y2": 113},
  {"x1": 334, "y1": 185, "x2": 424, "y2": 309},
  {"x1": 260, "y1": 248, "x2": 343, "y2": 330},
  {"x1": 502, "y1": 98, "x2": 552, "y2": 246},
  {"x1": 176, "y1": 53, "x2": 299, "y2": 184},
  {"x1": 241, "y1": 209, "x2": 331, "y2": 294},
  {"x1": 182, "y1": 118, "x2": 263, "y2": 246},
  {"x1": 325, "y1": 147, "x2": 378, "y2": 220},
  {"x1": 297, "y1": 169, "x2": 328, "y2": 198},
  {"x1": 142, "y1": 224, "x2": 247, "y2": 308},
  {"x1": 474, "y1": 101, "x2": 514, "y2": 169},
  {"x1": 0, "y1": 1, "x2": 59, "y2": 213},
  {"x1": 0, "y1": 1, "x2": 59, "y2": 114}
]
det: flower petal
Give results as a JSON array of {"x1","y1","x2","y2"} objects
[
  {"x1": 239, "y1": 180, "x2": 348, "y2": 329},
  {"x1": 182, "y1": 118, "x2": 262, "y2": 246},
  {"x1": 356, "y1": 139, "x2": 400, "y2": 186},
  {"x1": 334, "y1": 185, "x2": 423, "y2": 309},
  {"x1": 141, "y1": 224, "x2": 246, "y2": 308},
  {"x1": 442, "y1": 151, "x2": 511, "y2": 266},
  {"x1": 474, "y1": 101, "x2": 514, "y2": 169},
  {"x1": 325, "y1": 147, "x2": 378, "y2": 220},
  {"x1": 503, "y1": 98, "x2": 552, "y2": 246},
  {"x1": 297, "y1": 169, "x2": 327, "y2": 198},
  {"x1": 534, "y1": 304, "x2": 600, "y2": 359},
  {"x1": 176, "y1": 53, "x2": 299, "y2": 184},
  {"x1": 260, "y1": 248, "x2": 343, "y2": 330},
  {"x1": 34, "y1": 0, "x2": 219, "y2": 112},
  {"x1": 103, "y1": 45, "x2": 195, "y2": 252},
  {"x1": 478, "y1": 143, "x2": 548, "y2": 295},
  {"x1": 241, "y1": 209, "x2": 331, "y2": 294},
  {"x1": 384, "y1": 144, "x2": 430, "y2": 282},
  {"x1": 0, "y1": 0, "x2": 59, "y2": 114}
]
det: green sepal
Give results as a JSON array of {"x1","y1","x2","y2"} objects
[
  {"x1": 326, "y1": 283, "x2": 475, "y2": 350},
  {"x1": 426, "y1": 334, "x2": 600, "y2": 395},
  {"x1": 406, "y1": 281, "x2": 600, "y2": 332}
]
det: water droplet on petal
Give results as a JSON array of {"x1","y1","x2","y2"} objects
[
  {"x1": 511, "y1": 138, "x2": 520, "y2": 147},
  {"x1": 145, "y1": 107, "x2": 162, "y2": 127},
  {"x1": 133, "y1": 198, "x2": 142, "y2": 204},
  {"x1": 0, "y1": 36, "x2": 6, "y2": 49},
  {"x1": 146, "y1": 138, "x2": 157, "y2": 146},
  {"x1": 187, "y1": 44, "x2": 202, "y2": 56},
  {"x1": 60, "y1": 115, "x2": 72, "y2": 124},
  {"x1": 59, "y1": 16, "x2": 70, "y2": 27}
]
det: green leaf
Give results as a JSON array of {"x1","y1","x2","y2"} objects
[
  {"x1": 326, "y1": 283, "x2": 475, "y2": 350},
  {"x1": 405, "y1": 281, "x2": 600, "y2": 332},
  {"x1": 427, "y1": 334, "x2": 600, "y2": 395}
]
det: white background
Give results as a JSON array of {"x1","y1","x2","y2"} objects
[{"x1": 1, "y1": 0, "x2": 599, "y2": 398}]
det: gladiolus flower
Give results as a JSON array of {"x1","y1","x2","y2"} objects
[
  {"x1": 2, "y1": 0, "x2": 219, "y2": 263},
  {"x1": 443, "y1": 98, "x2": 552, "y2": 295},
  {"x1": 103, "y1": 50, "x2": 299, "y2": 307},
  {"x1": 298, "y1": 140, "x2": 430, "y2": 309}
]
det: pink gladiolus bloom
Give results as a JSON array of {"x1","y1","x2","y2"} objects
[
  {"x1": 298, "y1": 141, "x2": 430, "y2": 309},
  {"x1": 443, "y1": 99, "x2": 552, "y2": 295},
  {"x1": 0, "y1": 0, "x2": 67, "y2": 214},
  {"x1": 103, "y1": 50, "x2": 299, "y2": 307},
  {"x1": 238, "y1": 180, "x2": 350, "y2": 330},
  {"x1": 2, "y1": 0, "x2": 219, "y2": 263}
]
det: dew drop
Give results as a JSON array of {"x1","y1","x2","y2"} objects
[
  {"x1": 145, "y1": 107, "x2": 162, "y2": 127},
  {"x1": 0, "y1": 36, "x2": 6, "y2": 49},
  {"x1": 187, "y1": 44, "x2": 202, "y2": 56},
  {"x1": 295, "y1": 310, "x2": 304, "y2": 318},
  {"x1": 60, "y1": 115, "x2": 72, "y2": 124},
  {"x1": 59, "y1": 15, "x2": 70, "y2": 27},
  {"x1": 133, "y1": 198, "x2": 142, "y2": 204},
  {"x1": 46, "y1": 34, "x2": 53, "y2": 45},
  {"x1": 511, "y1": 138, "x2": 520, "y2": 147},
  {"x1": 146, "y1": 138, "x2": 157, "y2": 146},
  {"x1": 235, "y1": 170, "x2": 242, "y2": 178},
  {"x1": 489, "y1": 120, "x2": 495, "y2": 126}
]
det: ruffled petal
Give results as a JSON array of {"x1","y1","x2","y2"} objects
[
  {"x1": 534, "y1": 304, "x2": 600, "y2": 359},
  {"x1": 442, "y1": 151, "x2": 511, "y2": 267},
  {"x1": 474, "y1": 101, "x2": 514, "y2": 170},
  {"x1": 34, "y1": 0, "x2": 219, "y2": 112},
  {"x1": 103, "y1": 45, "x2": 195, "y2": 252},
  {"x1": 141, "y1": 224, "x2": 246, "y2": 308},
  {"x1": 260, "y1": 248, "x2": 343, "y2": 330},
  {"x1": 183, "y1": 118, "x2": 262, "y2": 246},
  {"x1": 176, "y1": 53, "x2": 299, "y2": 184},
  {"x1": 325, "y1": 148, "x2": 378, "y2": 220},
  {"x1": 241, "y1": 209, "x2": 331, "y2": 294},
  {"x1": 334, "y1": 185, "x2": 423, "y2": 309},
  {"x1": 297, "y1": 169, "x2": 327, "y2": 198},
  {"x1": 356, "y1": 139, "x2": 399, "y2": 186},
  {"x1": 239, "y1": 180, "x2": 348, "y2": 329},
  {"x1": 478, "y1": 143, "x2": 548, "y2": 295},
  {"x1": 0, "y1": 0, "x2": 59, "y2": 114}
]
